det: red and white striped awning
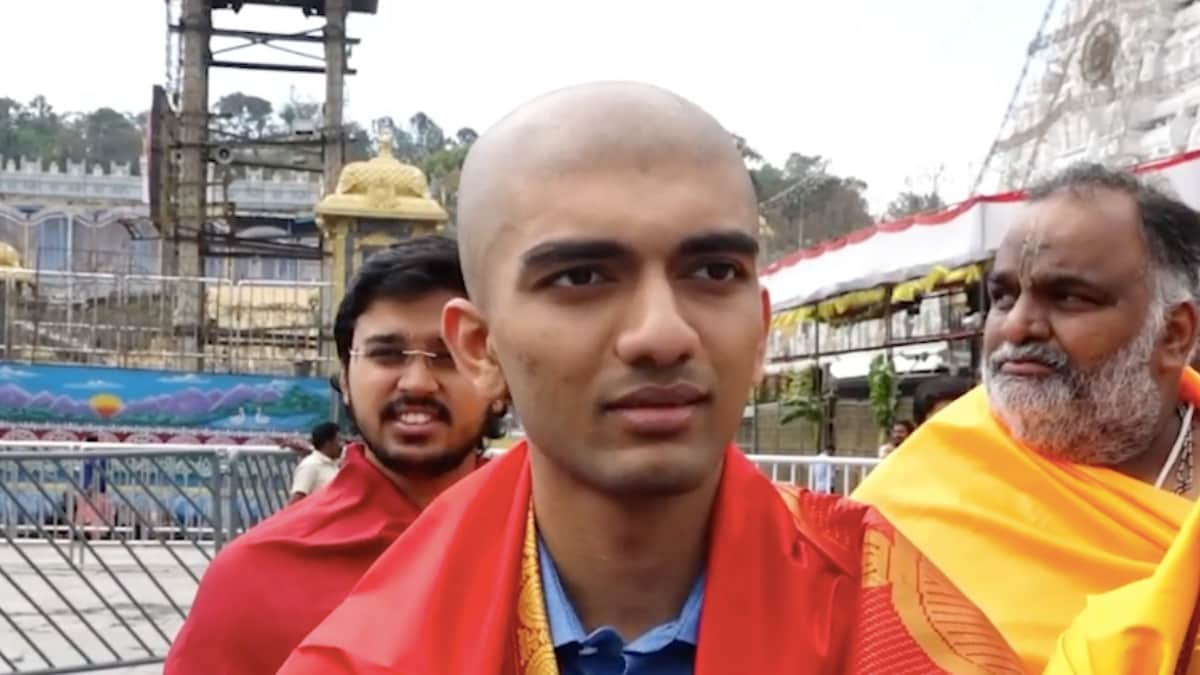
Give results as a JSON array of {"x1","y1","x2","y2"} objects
[{"x1": 760, "y1": 149, "x2": 1200, "y2": 311}]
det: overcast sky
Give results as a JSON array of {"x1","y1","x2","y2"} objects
[{"x1": 2, "y1": 0, "x2": 1049, "y2": 211}]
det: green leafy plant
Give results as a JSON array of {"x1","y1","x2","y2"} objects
[
  {"x1": 779, "y1": 366, "x2": 823, "y2": 426},
  {"x1": 868, "y1": 354, "x2": 897, "y2": 439}
]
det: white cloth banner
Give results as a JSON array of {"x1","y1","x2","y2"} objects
[{"x1": 761, "y1": 150, "x2": 1200, "y2": 310}]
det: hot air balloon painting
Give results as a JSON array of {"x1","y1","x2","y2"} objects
[{"x1": 88, "y1": 393, "x2": 124, "y2": 419}]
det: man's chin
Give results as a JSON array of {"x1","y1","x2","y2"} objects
[
  {"x1": 370, "y1": 444, "x2": 476, "y2": 479},
  {"x1": 578, "y1": 445, "x2": 718, "y2": 499},
  {"x1": 991, "y1": 402, "x2": 1145, "y2": 466}
]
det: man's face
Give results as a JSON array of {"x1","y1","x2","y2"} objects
[
  {"x1": 340, "y1": 291, "x2": 492, "y2": 477},
  {"x1": 451, "y1": 160, "x2": 769, "y2": 497},
  {"x1": 982, "y1": 190, "x2": 1175, "y2": 464},
  {"x1": 320, "y1": 435, "x2": 342, "y2": 459},
  {"x1": 890, "y1": 424, "x2": 910, "y2": 445}
]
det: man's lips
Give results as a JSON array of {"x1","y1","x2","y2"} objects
[
  {"x1": 603, "y1": 384, "x2": 709, "y2": 436},
  {"x1": 385, "y1": 404, "x2": 448, "y2": 436},
  {"x1": 997, "y1": 359, "x2": 1056, "y2": 376}
]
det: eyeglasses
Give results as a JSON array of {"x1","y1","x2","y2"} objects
[{"x1": 348, "y1": 346, "x2": 457, "y2": 372}]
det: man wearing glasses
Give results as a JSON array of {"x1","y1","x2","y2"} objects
[{"x1": 166, "y1": 237, "x2": 505, "y2": 675}]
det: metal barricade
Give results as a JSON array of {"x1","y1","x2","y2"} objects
[
  {"x1": 0, "y1": 441, "x2": 297, "y2": 674},
  {"x1": 748, "y1": 454, "x2": 881, "y2": 495},
  {"x1": 485, "y1": 446, "x2": 881, "y2": 496}
]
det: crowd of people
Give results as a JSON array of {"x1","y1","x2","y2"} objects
[{"x1": 162, "y1": 81, "x2": 1200, "y2": 674}]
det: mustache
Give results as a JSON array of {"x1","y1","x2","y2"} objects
[
  {"x1": 381, "y1": 396, "x2": 452, "y2": 423},
  {"x1": 988, "y1": 342, "x2": 1070, "y2": 373}
]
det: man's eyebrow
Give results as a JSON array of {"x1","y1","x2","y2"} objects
[
  {"x1": 988, "y1": 268, "x2": 1111, "y2": 292},
  {"x1": 519, "y1": 238, "x2": 635, "y2": 269},
  {"x1": 360, "y1": 334, "x2": 408, "y2": 347},
  {"x1": 987, "y1": 269, "x2": 1016, "y2": 284},
  {"x1": 1033, "y1": 271, "x2": 1110, "y2": 289},
  {"x1": 677, "y1": 230, "x2": 760, "y2": 258},
  {"x1": 518, "y1": 230, "x2": 759, "y2": 272}
]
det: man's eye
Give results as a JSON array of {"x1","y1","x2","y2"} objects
[
  {"x1": 988, "y1": 286, "x2": 1015, "y2": 309},
  {"x1": 549, "y1": 267, "x2": 605, "y2": 288},
  {"x1": 1056, "y1": 293, "x2": 1095, "y2": 308},
  {"x1": 690, "y1": 262, "x2": 742, "y2": 282},
  {"x1": 367, "y1": 349, "x2": 405, "y2": 364}
]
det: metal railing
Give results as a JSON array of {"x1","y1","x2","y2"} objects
[
  {"x1": 749, "y1": 454, "x2": 880, "y2": 495},
  {"x1": 0, "y1": 271, "x2": 334, "y2": 377},
  {"x1": 0, "y1": 443, "x2": 878, "y2": 674},
  {"x1": 484, "y1": 445, "x2": 881, "y2": 496},
  {"x1": 0, "y1": 441, "x2": 297, "y2": 674}
]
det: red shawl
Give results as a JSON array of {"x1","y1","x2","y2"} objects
[
  {"x1": 278, "y1": 443, "x2": 1022, "y2": 674},
  {"x1": 166, "y1": 444, "x2": 422, "y2": 675}
]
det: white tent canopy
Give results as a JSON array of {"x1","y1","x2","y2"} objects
[{"x1": 760, "y1": 149, "x2": 1200, "y2": 311}]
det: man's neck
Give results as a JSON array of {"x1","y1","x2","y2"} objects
[
  {"x1": 1116, "y1": 399, "x2": 1191, "y2": 491},
  {"x1": 364, "y1": 450, "x2": 480, "y2": 509},
  {"x1": 529, "y1": 450, "x2": 721, "y2": 642}
]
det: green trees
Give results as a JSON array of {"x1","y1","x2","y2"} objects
[
  {"x1": 2, "y1": 92, "x2": 946, "y2": 248},
  {"x1": 741, "y1": 144, "x2": 874, "y2": 263},
  {"x1": 0, "y1": 96, "x2": 142, "y2": 171}
]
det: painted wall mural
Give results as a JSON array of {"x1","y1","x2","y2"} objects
[{"x1": 0, "y1": 362, "x2": 332, "y2": 435}]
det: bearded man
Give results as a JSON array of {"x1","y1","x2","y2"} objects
[
  {"x1": 166, "y1": 237, "x2": 504, "y2": 675},
  {"x1": 855, "y1": 163, "x2": 1200, "y2": 674}
]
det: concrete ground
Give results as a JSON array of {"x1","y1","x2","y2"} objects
[{"x1": 0, "y1": 539, "x2": 212, "y2": 674}]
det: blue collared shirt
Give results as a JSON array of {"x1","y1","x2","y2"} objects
[{"x1": 538, "y1": 538, "x2": 704, "y2": 675}]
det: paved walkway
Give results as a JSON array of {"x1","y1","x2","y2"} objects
[{"x1": 0, "y1": 539, "x2": 212, "y2": 674}]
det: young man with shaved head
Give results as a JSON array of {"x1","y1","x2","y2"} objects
[{"x1": 279, "y1": 82, "x2": 1020, "y2": 675}]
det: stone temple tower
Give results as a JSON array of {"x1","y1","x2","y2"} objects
[{"x1": 975, "y1": 0, "x2": 1200, "y2": 193}]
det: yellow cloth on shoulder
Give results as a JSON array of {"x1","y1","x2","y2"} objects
[
  {"x1": 1045, "y1": 493, "x2": 1200, "y2": 674},
  {"x1": 853, "y1": 370, "x2": 1200, "y2": 674}
]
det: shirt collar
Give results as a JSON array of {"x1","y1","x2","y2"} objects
[
  {"x1": 309, "y1": 450, "x2": 339, "y2": 466},
  {"x1": 537, "y1": 536, "x2": 705, "y2": 649}
]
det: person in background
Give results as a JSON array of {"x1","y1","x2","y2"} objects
[
  {"x1": 876, "y1": 419, "x2": 914, "y2": 458},
  {"x1": 856, "y1": 164, "x2": 1200, "y2": 672},
  {"x1": 71, "y1": 433, "x2": 110, "y2": 565},
  {"x1": 809, "y1": 447, "x2": 835, "y2": 493},
  {"x1": 288, "y1": 421, "x2": 342, "y2": 503},
  {"x1": 279, "y1": 81, "x2": 1020, "y2": 675},
  {"x1": 166, "y1": 237, "x2": 505, "y2": 675},
  {"x1": 912, "y1": 375, "x2": 974, "y2": 425}
]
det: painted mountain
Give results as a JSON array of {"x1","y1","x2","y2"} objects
[{"x1": 0, "y1": 362, "x2": 331, "y2": 432}]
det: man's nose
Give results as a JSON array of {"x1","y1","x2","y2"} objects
[
  {"x1": 394, "y1": 357, "x2": 438, "y2": 394},
  {"x1": 998, "y1": 292, "x2": 1051, "y2": 345},
  {"x1": 613, "y1": 274, "x2": 700, "y2": 369}
]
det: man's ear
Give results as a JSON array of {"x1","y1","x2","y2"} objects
[
  {"x1": 443, "y1": 297, "x2": 507, "y2": 400},
  {"x1": 338, "y1": 368, "x2": 351, "y2": 408},
  {"x1": 1161, "y1": 300, "x2": 1200, "y2": 373},
  {"x1": 753, "y1": 286, "x2": 772, "y2": 385}
]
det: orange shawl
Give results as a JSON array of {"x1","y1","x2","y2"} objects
[
  {"x1": 278, "y1": 442, "x2": 1021, "y2": 674},
  {"x1": 854, "y1": 370, "x2": 1200, "y2": 674}
]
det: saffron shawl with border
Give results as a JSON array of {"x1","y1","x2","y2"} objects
[{"x1": 855, "y1": 370, "x2": 1200, "y2": 674}]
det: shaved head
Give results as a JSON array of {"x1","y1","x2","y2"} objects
[
  {"x1": 456, "y1": 81, "x2": 756, "y2": 304},
  {"x1": 442, "y1": 80, "x2": 767, "y2": 501}
]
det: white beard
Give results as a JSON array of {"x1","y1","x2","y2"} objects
[{"x1": 983, "y1": 317, "x2": 1165, "y2": 466}]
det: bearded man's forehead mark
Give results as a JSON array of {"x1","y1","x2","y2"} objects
[
  {"x1": 1017, "y1": 224, "x2": 1046, "y2": 283},
  {"x1": 1014, "y1": 196, "x2": 1153, "y2": 293}
]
